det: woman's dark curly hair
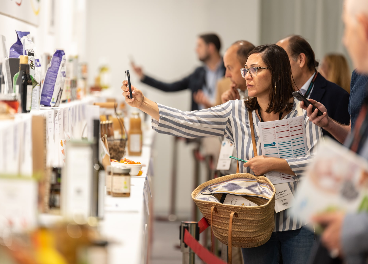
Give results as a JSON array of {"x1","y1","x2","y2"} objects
[{"x1": 244, "y1": 44, "x2": 294, "y2": 114}]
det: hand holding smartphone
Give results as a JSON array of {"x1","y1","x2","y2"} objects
[{"x1": 292, "y1": 91, "x2": 324, "y2": 116}]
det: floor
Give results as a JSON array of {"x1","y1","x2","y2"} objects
[{"x1": 150, "y1": 220, "x2": 202, "y2": 264}]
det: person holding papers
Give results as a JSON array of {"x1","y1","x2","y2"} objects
[{"x1": 122, "y1": 44, "x2": 322, "y2": 264}]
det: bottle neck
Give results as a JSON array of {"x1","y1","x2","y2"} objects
[{"x1": 19, "y1": 63, "x2": 30, "y2": 74}]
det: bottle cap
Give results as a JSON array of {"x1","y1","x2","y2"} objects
[{"x1": 19, "y1": 55, "x2": 28, "y2": 65}]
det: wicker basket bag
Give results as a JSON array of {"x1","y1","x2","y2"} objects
[{"x1": 192, "y1": 173, "x2": 275, "y2": 249}]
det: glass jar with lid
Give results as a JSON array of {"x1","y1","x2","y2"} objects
[{"x1": 111, "y1": 166, "x2": 131, "y2": 197}]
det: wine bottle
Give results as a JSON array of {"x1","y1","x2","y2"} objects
[{"x1": 15, "y1": 55, "x2": 32, "y2": 113}]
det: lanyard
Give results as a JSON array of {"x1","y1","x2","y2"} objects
[{"x1": 304, "y1": 72, "x2": 319, "y2": 98}]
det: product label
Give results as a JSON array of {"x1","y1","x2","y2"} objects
[
  {"x1": 130, "y1": 134, "x2": 141, "y2": 152},
  {"x1": 31, "y1": 85, "x2": 40, "y2": 110},
  {"x1": 40, "y1": 50, "x2": 66, "y2": 106},
  {"x1": 15, "y1": 84, "x2": 20, "y2": 94},
  {"x1": 106, "y1": 174, "x2": 111, "y2": 191},
  {"x1": 26, "y1": 85, "x2": 32, "y2": 111},
  {"x1": 112, "y1": 176, "x2": 130, "y2": 193}
]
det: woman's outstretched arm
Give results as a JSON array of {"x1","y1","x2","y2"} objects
[
  {"x1": 121, "y1": 81, "x2": 234, "y2": 140},
  {"x1": 122, "y1": 80, "x2": 159, "y2": 121}
]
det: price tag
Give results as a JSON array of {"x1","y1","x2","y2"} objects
[
  {"x1": 20, "y1": 117, "x2": 33, "y2": 176},
  {"x1": 216, "y1": 140, "x2": 235, "y2": 170},
  {"x1": 0, "y1": 178, "x2": 38, "y2": 232},
  {"x1": 63, "y1": 142, "x2": 93, "y2": 219},
  {"x1": 274, "y1": 183, "x2": 294, "y2": 213}
]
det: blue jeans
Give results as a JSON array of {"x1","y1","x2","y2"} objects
[{"x1": 241, "y1": 226, "x2": 314, "y2": 264}]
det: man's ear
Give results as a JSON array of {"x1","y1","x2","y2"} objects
[
  {"x1": 357, "y1": 14, "x2": 368, "y2": 43},
  {"x1": 208, "y1": 43, "x2": 217, "y2": 54},
  {"x1": 298, "y1": 53, "x2": 307, "y2": 69}
]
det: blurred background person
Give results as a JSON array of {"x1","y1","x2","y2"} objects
[
  {"x1": 131, "y1": 33, "x2": 225, "y2": 111},
  {"x1": 277, "y1": 35, "x2": 350, "y2": 140},
  {"x1": 308, "y1": 0, "x2": 368, "y2": 263},
  {"x1": 319, "y1": 53, "x2": 351, "y2": 93},
  {"x1": 349, "y1": 70, "x2": 368, "y2": 128}
]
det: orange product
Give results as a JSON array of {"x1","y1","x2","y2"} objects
[
  {"x1": 128, "y1": 112, "x2": 142, "y2": 156},
  {"x1": 120, "y1": 158, "x2": 141, "y2": 164}
]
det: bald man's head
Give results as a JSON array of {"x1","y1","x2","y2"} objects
[
  {"x1": 231, "y1": 40, "x2": 255, "y2": 65},
  {"x1": 223, "y1": 40, "x2": 254, "y2": 91}
]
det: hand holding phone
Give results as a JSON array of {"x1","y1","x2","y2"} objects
[
  {"x1": 292, "y1": 91, "x2": 324, "y2": 116},
  {"x1": 125, "y1": 70, "x2": 132, "y2": 99}
]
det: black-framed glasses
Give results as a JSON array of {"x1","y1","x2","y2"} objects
[{"x1": 240, "y1": 67, "x2": 269, "y2": 78}]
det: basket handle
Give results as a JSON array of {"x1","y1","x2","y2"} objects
[
  {"x1": 228, "y1": 211, "x2": 237, "y2": 264},
  {"x1": 210, "y1": 206, "x2": 216, "y2": 253}
]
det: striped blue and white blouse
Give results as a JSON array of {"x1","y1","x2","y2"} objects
[{"x1": 152, "y1": 99, "x2": 322, "y2": 232}]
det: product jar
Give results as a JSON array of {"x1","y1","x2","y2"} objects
[{"x1": 111, "y1": 166, "x2": 131, "y2": 197}]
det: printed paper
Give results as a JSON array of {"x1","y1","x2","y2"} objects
[
  {"x1": 258, "y1": 116, "x2": 306, "y2": 184},
  {"x1": 291, "y1": 138, "x2": 368, "y2": 223}
]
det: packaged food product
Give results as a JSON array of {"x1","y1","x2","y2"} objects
[
  {"x1": 111, "y1": 167, "x2": 130, "y2": 197},
  {"x1": 128, "y1": 112, "x2": 142, "y2": 156},
  {"x1": 9, "y1": 31, "x2": 30, "y2": 58},
  {"x1": 40, "y1": 50, "x2": 66, "y2": 107}
]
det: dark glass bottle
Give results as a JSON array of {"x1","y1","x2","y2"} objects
[{"x1": 16, "y1": 55, "x2": 32, "y2": 113}]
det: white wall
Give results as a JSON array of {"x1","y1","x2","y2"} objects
[
  {"x1": 0, "y1": 0, "x2": 87, "y2": 64},
  {"x1": 86, "y1": 0, "x2": 261, "y2": 218},
  {"x1": 260, "y1": 0, "x2": 351, "y2": 69}
]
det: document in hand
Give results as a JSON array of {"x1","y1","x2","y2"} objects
[
  {"x1": 258, "y1": 116, "x2": 306, "y2": 184},
  {"x1": 290, "y1": 137, "x2": 368, "y2": 223}
]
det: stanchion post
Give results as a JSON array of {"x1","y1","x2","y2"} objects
[{"x1": 180, "y1": 221, "x2": 199, "y2": 264}]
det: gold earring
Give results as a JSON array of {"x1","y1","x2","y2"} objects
[{"x1": 274, "y1": 83, "x2": 277, "y2": 95}]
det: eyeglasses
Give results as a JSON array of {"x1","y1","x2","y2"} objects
[{"x1": 240, "y1": 67, "x2": 269, "y2": 78}]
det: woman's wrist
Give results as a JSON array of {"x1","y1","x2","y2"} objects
[{"x1": 138, "y1": 95, "x2": 145, "y2": 110}]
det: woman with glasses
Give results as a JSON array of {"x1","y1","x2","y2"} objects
[{"x1": 122, "y1": 44, "x2": 322, "y2": 264}]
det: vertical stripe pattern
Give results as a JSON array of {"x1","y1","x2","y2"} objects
[{"x1": 152, "y1": 100, "x2": 323, "y2": 232}]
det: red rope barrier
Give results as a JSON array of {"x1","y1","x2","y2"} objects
[
  {"x1": 198, "y1": 217, "x2": 209, "y2": 234},
  {"x1": 184, "y1": 229, "x2": 228, "y2": 264}
]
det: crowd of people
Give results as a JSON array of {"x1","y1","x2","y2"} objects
[{"x1": 125, "y1": 0, "x2": 368, "y2": 263}]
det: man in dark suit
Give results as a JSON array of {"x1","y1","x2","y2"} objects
[
  {"x1": 131, "y1": 33, "x2": 226, "y2": 111},
  {"x1": 277, "y1": 35, "x2": 350, "y2": 140}
]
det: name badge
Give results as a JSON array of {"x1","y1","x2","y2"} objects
[{"x1": 216, "y1": 140, "x2": 234, "y2": 171}]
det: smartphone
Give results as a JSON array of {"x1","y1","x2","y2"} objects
[
  {"x1": 292, "y1": 91, "x2": 324, "y2": 116},
  {"x1": 125, "y1": 70, "x2": 132, "y2": 99}
]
